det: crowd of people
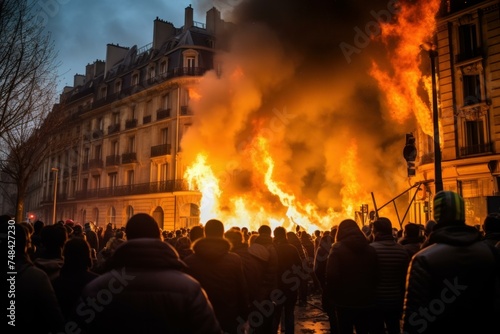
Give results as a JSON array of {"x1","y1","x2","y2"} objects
[{"x1": 2, "y1": 190, "x2": 500, "y2": 333}]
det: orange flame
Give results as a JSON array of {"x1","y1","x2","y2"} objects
[{"x1": 370, "y1": 0, "x2": 441, "y2": 136}]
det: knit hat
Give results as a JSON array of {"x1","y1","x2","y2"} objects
[
  {"x1": 204, "y1": 219, "x2": 224, "y2": 238},
  {"x1": 433, "y1": 191, "x2": 465, "y2": 226},
  {"x1": 125, "y1": 213, "x2": 161, "y2": 240}
]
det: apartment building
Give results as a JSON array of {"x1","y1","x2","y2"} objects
[
  {"x1": 411, "y1": 0, "x2": 500, "y2": 225},
  {"x1": 25, "y1": 6, "x2": 228, "y2": 230}
]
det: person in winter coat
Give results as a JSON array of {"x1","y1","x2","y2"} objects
[
  {"x1": 2, "y1": 217, "x2": 65, "y2": 333},
  {"x1": 33, "y1": 224, "x2": 68, "y2": 280},
  {"x1": 183, "y1": 219, "x2": 249, "y2": 334},
  {"x1": 272, "y1": 226, "x2": 303, "y2": 334},
  {"x1": 370, "y1": 217, "x2": 410, "y2": 334},
  {"x1": 52, "y1": 237, "x2": 99, "y2": 321},
  {"x1": 325, "y1": 219, "x2": 378, "y2": 334},
  {"x1": 403, "y1": 191, "x2": 499, "y2": 334},
  {"x1": 76, "y1": 213, "x2": 222, "y2": 334},
  {"x1": 482, "y1": 212, "x2": 500, "y2": 247}
]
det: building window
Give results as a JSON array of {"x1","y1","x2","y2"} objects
[
  {"x1": 128, "y1": 136, "x2": 135, "y2": 153},
  {"x1": 108, "y1": 172, "x2": 117, "y2": 188},
  {"x1": 160, "y1": 59, "x2": 168, "y2": 75},
  {"x1": 458, "y1": 111, "x2": 490, "y2": 157},
  {"x1": 127, "y1": 170, "x2": 134, "y2": 185},
  {"x1": 161, "y1": 94, "x2": 169, "y2": 110},
  {"x1": 111, "y1": 141, "x2": 119, "y2": 156},
  {"x1": 149, "y1": 65, "x2": 156, "y2": 80},
  {"x1": 161, "y1": 128, "x2": 168, "y2": 145},
  {"x1": 92, "y1": 175, "x2": 100, "y2": 189},
  {"x1": 462, "y1": 74, "x2": 481, "y2": 105},
  {"x1": 161, "y1": 163, "x2": 168, "y2": 181},
  {"x1": 94, "y1": 145, "x2": 102, "y2": 160},
  {"x1": 115, "y1": 80, "x2": 122, "y2": 93},
  {"x1": 132, "y1": 72, "x2": 139, "y2": 86},
  {"x1": 99, "y1": 85, "x2": 107, "y2": 99},
  {"x1": 458, "y1": 23, "x2": 478, "y2": 60}
]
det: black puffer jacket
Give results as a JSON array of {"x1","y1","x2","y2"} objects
[
  {"x1": 326, "y1": 224, "x2": 378, "y2": 308},
  {"x1": 184, "y1": 237, "x2": 248, "y2": 334},
  {"x1": 76, "y1": 238, "x2": 222, "y2": 334},
  {"x1": 403, "y1": 225, "x2": 498, "y2": 334}
]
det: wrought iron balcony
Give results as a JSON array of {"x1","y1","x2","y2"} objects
[
  {"x1": 108, "y1": 124, "x2": 120, "y2": 135},
  {"x1": 125, "y1": 119, "x2": 138, "y2": 129},
  {"x1": 143, "y1": 115, "x2": 152, "y2": 124},
  {"x1": 157, "y1": 108, "x2": 170, "y2": 120},
  {"x1": 89, "y1": 159, "x2": 104, "y2": 169},
  {"x1": 460, "y1": 142, "x2": 493, "y2": 157},
  {"x1": 106, "y1": 155, "x2": 121, "y2": 166},
  {"x1": 122, "y1": 152, "x2": 137, "y2": 164},
  {"x1": 151, "y1": 144, "x2": 171, "y2": 157},
  {"x1": 74, "y1": 180, "x2": 189, "y2": 200}
]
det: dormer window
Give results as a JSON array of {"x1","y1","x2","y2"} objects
[
  {"x1": 131, "y1": 71, "x2": 140, "y2": 86},
  {"x1": 114, "y1": 80, "x2": 122, "y2": 93},
  {"x1": 182, "y1": 49, "x2": 199, "y2": 75},
  {"x1": 99, "y1": 85, "x2": 107, "y2": 99},
  {"x1": 160, "y1": 58, "x2": 168, "y2": 75},
  {"x1": 148, "y1": 64, "x2": 156, "y2": 80}
]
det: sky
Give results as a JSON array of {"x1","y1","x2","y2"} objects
[{"x1": 41, "y1": 0, "x2": 232, "y2": 92}]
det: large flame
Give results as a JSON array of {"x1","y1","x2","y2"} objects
[
  {"x1": 181, "y1": 1, "x2": 442, "y2": 233},
  {"x1": 370, "y1": 0, "x2": 442, "y2": 136}
]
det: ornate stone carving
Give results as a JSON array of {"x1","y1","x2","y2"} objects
[{"x1": 457, "y1": 103, "x2": 489, "y2": 120}]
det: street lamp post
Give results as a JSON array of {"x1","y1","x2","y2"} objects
[
  {"x1": 421, "y1": 42, "x2": 443, "y2": 193},
  {"x1": 51, "y1": 167, "x2": 58, "y2": 224}
]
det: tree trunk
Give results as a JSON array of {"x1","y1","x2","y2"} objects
[{"x1": 15, "y1": 185, "x2": 25, "y2": 223}]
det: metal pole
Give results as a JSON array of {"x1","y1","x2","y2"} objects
[
  {"x1": 430, "y1": 49, "x2": 443, "y2": 193},
  {"x1": 52, "y1": 168, "x2": 58, "y2": 224}
]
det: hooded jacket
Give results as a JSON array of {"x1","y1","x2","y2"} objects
[
  {"x1": 403, "y1": 225, "x2": 498, "y2": 334},
  {"x1": 76, "y1": 238, "x2": 222, "y2": 334},
  {"x1": 184, "y1": 237, "x2": 248, "y2": 334},
  {"x1": 326, "y1": 221, "x2": 378, "y2": 308}
]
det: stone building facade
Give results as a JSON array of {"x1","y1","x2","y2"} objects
[{"x1": 25, "y1": 6, "x2": 228, "y2": 230}]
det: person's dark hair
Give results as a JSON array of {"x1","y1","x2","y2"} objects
[
  {"x1": 189, "y1": 225, "x2": 204, "y2": 242},
  {"x1": 224, "y1": 230, "x2": 243, "y2": 249},
  {"x1": 373, "y1": 217, "x2": 393, "y2": 235},
  {"x1": 258, "y1": 225, "x2": 272, "y2": 236},
  {"x1": 273, "y1": 226, "x2": 287, "y2": 240},
  {"x1": 404, "y1": 223, "x2": 420, "y2": 238},
  {"x1": 125, "y1": 213, "x2": 161, "y2": 240},
  {"x1": 62, "y1": 237, "x2": 93, "y2": 271},
  {"x1": 204, "y1": 219, "x2": 224, "y2": 238},
  {"x1": 41, "y1": 224, "x2": 68, "y2": 252},
  {"x1": 483, "y1": 213, "x2": 500, "y2": 233}
]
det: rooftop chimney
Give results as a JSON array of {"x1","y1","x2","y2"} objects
[
  {"x1": 153, "y1": 17, "x2": 175, "y2": 49},
  {"x1": 73, "y1": 74, "x2": 85, "y2": 87},
  {"x1": 206, "y1": 7, "x2": 221, "y2": 34},
  {"x1": 104, "y1": 44, "x2": 129, "y2": 78},
  {"x1": 184, "y1": 5, "x2": 193, "y2": 31}
]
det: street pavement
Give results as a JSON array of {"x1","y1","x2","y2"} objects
[{"x1": 290, "y1": 294, "x2": 331, "y2": 333}]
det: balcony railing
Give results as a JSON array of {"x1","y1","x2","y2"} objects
[
  {"x1": 460, "y1": 142, "x2": 493, "y2": 157},
  {"x1": 143, "y1": 115, "x2": 152, "y2": 124},
  {"x1": 122, "y1": 152, "x2": 137, "y2": 164},
  {"x1": 151, "y1": 144, "x2": 171, "y2": 157},
  {"x1": 74, "y1": 180, "x2": 189, "y2": 200},
  {"x1": 157, "y1": 108, "x2": 170, "y2": 120},
  {"x1": 106, "y1": 155, "x2": 121, "y2": 166},
  {"x1": 89, "y1": 159, "x2": 104, "y2": 169},
  {"x1": 82, "y1": 162, "x2": 89, "y2": 172},
  {"x1": 92, "y1": 129, "x2": 104, "y2": 139},
  {"x1": 63, "y1": 67, "x2": 209, "y2": 111},
  {"x1": 125, "y1": 119, "x2": 138, "y2": 129},
  {"x1": 108, "y1": 124, "x2": 120, "y2": 135}
]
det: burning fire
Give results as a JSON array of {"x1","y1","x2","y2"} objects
[
  {"x1": 182, "y1": 1, "x2": 442, "y2": 233},
  {"x1": 369, "y1": 0, "x2": 442, "y2": 137}
]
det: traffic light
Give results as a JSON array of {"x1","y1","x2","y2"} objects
[{"x1": 403, "y1": 133, "x2": 417, "y2": 177}]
